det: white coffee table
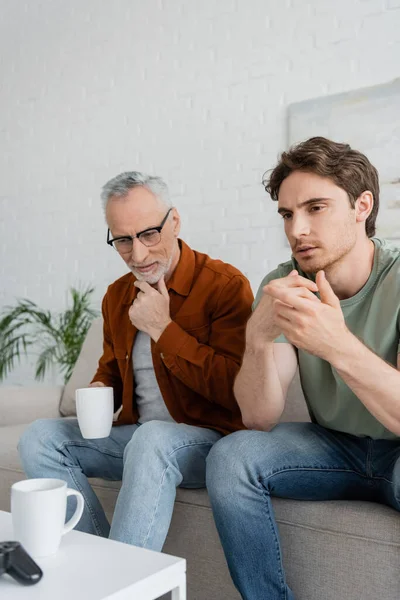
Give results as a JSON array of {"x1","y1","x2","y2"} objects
[{"x1": 0, "y1": 510, "x2": 186, "y2": 599}]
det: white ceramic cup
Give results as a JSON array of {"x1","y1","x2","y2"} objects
[
  {"x1": 75, "y1": 386, "x2": 114, "y2": 439},
  {"x1": 11, "y1": 478, "x2": 84, "y2": 557}
]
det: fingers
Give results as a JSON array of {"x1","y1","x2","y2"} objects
[
  {"x1": 267, "y1": 285, "x2": 320, "y2": 309},
  {"x1": 316, "y1": 271, "x2": 340, "y2": 308},
  {"x1": 285, "y1": 272, "x2": 318, "y2": 291},
  {"x1": 134, "y1": 281, "x2": 153, "y2": 293},
  {"x1": 157, "y1": 276, "x2": 169, "y2": 298},
  {"x1": 275, "y1": 302, "x2": 297, "y2": 321},
  {"x1": 89, "y1": 381, "x2": 106, "y2": 388},
  {"x1": 263, "y1": 273, "x2": 318, "y2": 294},
  {"x1": 134, "y1": 278, "x2": 169, "y2": 298}
]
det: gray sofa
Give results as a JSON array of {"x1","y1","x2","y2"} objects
[{"x1": 0, "y1": 318, "x2": 399, "y2": 599}]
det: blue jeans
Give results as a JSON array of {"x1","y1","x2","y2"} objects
[
  {"x1": 18, "y1": 418, "x2": 222, "y2": 550},
  {"x1": 206, "y1": 422, "x2": 400, "y2": 600}
]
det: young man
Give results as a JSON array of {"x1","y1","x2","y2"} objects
[
  {"x1": 19, "y1": 171, "x2": 253, "y2": 551},
  {"x1": 206, "y1": 137, "x2": 400, "y2": 599}
]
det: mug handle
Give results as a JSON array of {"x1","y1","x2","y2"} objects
[{"x1": 62, "y1": 489, "x2": 85, "y2": 535}]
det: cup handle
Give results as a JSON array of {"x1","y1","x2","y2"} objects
[{"x1": 62, "y1": 489, "x2": 84, "y2": 535}]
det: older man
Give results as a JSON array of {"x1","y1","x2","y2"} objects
[{"x1": 19, "y1": 171, "x2": 253, "y2": 550}]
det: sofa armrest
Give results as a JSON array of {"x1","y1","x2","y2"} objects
[{"x1": 0, "y1": 386, "x2": 63, "y2": 426}]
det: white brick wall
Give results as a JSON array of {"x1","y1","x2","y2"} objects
[{"x1": 1, "y1": 0, "x2": 399, "y2": 385}]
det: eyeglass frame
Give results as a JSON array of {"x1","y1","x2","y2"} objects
[{"x1": 106, "y1": 207, "x2": 173, "y2": 251}]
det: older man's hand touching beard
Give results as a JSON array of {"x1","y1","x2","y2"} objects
[{"x1": 128, "y1": 276, "x2": 172, "y2": 343}]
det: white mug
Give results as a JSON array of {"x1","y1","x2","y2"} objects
[
  {"x1": 11, "y1": 478, "x2": 84, "y2": 557},
  {"x1": 75, "y1": 386, "x2": 114, "y2": 439}
]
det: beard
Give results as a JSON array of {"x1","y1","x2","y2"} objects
[
  {"x1": 295, "y1": 224, "x2": 357, "y2": 275},
  {"x1": 129, "y1": 255, "x2": 173, "y2": 284},
  {"x1": 128, "y1": 238, "x2": 176, "y2": 284}
]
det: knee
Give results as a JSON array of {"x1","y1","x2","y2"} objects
[
  {"x1": 123, "y1": 420, "x2": 175, "y2": 463},
  {"x1": 18, "y1": 419, "x2": 69, "y2": 465},
  {"x1": 206, "y1": 431, "x2": 251, "y2": 497},
  {"x1": 207, "y1": 428, "x2": 288, "y2": 506},
  {"x1": 19, "y1": 419, "x2": 50, "y2": 457}
]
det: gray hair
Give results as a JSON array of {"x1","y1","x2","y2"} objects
[{"x1": 101, "y1": 171, "x2": 172, "y2": 211}]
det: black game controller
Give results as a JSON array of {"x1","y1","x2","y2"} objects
[{"x1": 0, "y1": 541, "x2": 43, "y2": 585}]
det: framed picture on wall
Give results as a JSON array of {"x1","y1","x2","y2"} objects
[{"x1": 288, "y1": 78, "x2": 400, "y2": 243}]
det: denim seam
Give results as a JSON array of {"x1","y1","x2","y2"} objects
[
  {"x1": 259, "y1": 466, "x2": 393, "y2": 488},
  {"x1": 141, "y1": 459, "x2": 173, "y2": 548},
  {"x1": 141, "y1": 440, "x2": 217, "y2": 548},
  {"x1": 61, "y1": 440, "x2": 125, "y2": 460},
  {"x1": 257, "y1": 465, "x2": 366, "y2": 599},
  {"x1": 259, "y1": 466, "x2": 366, "y2": 483},
  {"x1": 55, "y1": 440, "x2": 122, "y2": 536},
  {"x1": 263, "y1": 492, "x2": 290, "y2": 600},
  {"x1": 366, "y1": 438, "x2": 374, "y2": 478},
  {"x1": 166, "y1": 439, "x2": 220, "y2": 457},
  {"x1": 370, "y1": 474, "x2": 392, "y2": 485},
  {"x1": 67, "y1": 465, "x2": 104, "y2": 536},
  {"x1": 251, "y1": 474, "x2": 289, "y2": 598}
]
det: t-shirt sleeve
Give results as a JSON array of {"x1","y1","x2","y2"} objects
[{"x1": 252, "y1": 267, "x2": 290, "y2": 344}]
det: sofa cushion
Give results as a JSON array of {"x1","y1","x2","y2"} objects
[
  {"x1": 88, "y1": 477, "x2": 400, "y2": 546},
  {"x1": 0, "y1": 386, "x2": 62, "y2": 426},
  {"x1": 60, "y1": 317, "x2": 104, "y2": 416},
  {"x1": 0, "y1": 424, "x2": 29, "y2": 472}
]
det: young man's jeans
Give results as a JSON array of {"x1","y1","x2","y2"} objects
[
  {"x1": 18, "y1": 418, "x2": 222, "y2": 551},
  {"x1": 206, "y1": 422, "x2": 400, "y2": 600}
]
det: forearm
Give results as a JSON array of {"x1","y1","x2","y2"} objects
[
  {"x1": 330, "y1": 333, "x2": 400, "y2": 435},
  {"x1": 234, "y1": 341, "x2": 286, "y2": 430}
]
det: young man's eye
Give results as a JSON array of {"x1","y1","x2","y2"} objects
[
  {"x1": 281, "y1": 213, "x2": 291, "y2": 220},
  {"x1": 310, "y1": 205, "x2": 323, "y2": 212}
]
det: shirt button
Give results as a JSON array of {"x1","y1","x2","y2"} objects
[{"x1": 160, "y1": 352, "x2": 164, "y2": 359}]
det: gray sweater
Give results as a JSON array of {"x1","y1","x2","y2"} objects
[{"x1": 132, "y1": 331, "x2": 175, "y2": 424}]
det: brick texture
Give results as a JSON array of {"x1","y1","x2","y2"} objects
[{"x1": 1, "y1": 0, "x2": 399, "y2": 384}]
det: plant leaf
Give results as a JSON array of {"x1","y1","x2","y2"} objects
[{"x1": 0, "y1": 286, "x2": 99, "y2": 383}]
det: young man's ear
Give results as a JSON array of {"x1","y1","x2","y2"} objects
[{"x1": 355, "y1": 191, "x2": 374, "y2": 225}]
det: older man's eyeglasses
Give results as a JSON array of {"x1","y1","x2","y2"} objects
[{"x1": 107, "y1": 208, "x2": 173, "y2": 254}]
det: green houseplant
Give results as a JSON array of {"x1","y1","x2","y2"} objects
[{"x1": 0, "y1": 287, "x2": 99, "y2": 384}]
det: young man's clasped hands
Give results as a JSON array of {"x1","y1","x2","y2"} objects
[{"x1": 262, "y1": 269, "x2": 348, "y2": 360}]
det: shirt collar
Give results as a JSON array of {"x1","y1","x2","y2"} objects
[{"x1": 166, "y1": 239, "x2": 194, "y2": 296}]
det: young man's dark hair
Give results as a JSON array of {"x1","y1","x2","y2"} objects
[{"x1": 263, "y1": 136, "x2": 380, "y2": 237}]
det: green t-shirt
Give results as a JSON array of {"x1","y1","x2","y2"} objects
[{"x1": 254, "y1": 238, "x2": 400, "y2": 440}]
